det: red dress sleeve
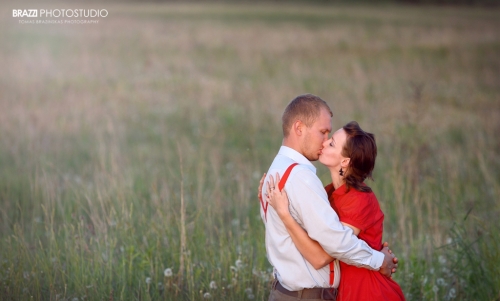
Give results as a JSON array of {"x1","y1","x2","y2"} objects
[{"x1": 336, "y1": 190, "x2": 377, "y2": 232}]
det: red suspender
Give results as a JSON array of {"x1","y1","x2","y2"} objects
[
  {"x1": 278, "y1": 163, "x2": 298, "y2": 191},
  {"x1": 329, "y1": 261, "x2": 334, "y2": 286},
  {"x1": 258, "y1": 192, "x2": 269, "y2": 222},
  {"x1": 260, "y1": 163, "x2": 298, "y2": 222}
]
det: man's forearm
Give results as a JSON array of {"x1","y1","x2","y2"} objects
[{"x1": 281, "y1": 214, "x2": 334, "y2": 269}]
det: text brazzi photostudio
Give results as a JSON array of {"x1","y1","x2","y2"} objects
[{"x1": 12, "y1": 9, "x2": 108, "y2": 18}]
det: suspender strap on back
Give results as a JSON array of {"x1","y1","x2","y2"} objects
[
  {"x1": 278, "y1": 163, "x2": 298, "y2": 191},
  {"x1": 329, "y1": 259, "x2": 340, "y2": 288},
  {"x1": 329, "y1": 261, "x2": 334, "y2": 286},
  {"x1": 260, "y1": 163, "x2": 298, "y2": 222}
]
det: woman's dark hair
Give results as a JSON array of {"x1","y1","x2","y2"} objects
[{"x1": 341, "y1": 121, "x2": 377, "y2": 193}]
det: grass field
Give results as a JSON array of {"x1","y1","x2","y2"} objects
[{"x1": 1, "y1": 2, "x2": 499, "y2": 300}]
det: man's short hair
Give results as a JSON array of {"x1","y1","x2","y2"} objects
[{"x1": 282, "y1": 94, "x2": 333, "y2": 137}]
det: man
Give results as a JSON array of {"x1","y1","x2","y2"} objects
[{"x1": 259, "y1": 94, "x2": 397, "y2": 301}]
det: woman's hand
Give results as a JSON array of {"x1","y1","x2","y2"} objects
[
  {"x1": 258, "y1": 173, "x2": 266, "y2": 201},
  {"x1": 266, "y1": 173, "x2": 291, "y2": 219}
]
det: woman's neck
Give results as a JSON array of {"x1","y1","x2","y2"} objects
[{"x1": 329, "y1": 167, "x2": 345, "y2": 190}]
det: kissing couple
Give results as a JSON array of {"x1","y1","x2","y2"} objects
[{"x1": 258, "y1": 94, "x2": 405, "y2": 301}]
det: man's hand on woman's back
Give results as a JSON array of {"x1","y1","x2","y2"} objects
[{"x1": 379, "y1": 241, "x2": 398, "y2": 278}]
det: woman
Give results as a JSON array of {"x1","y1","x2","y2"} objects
[{"x1": 264, "y1": 121, "x2": 405, "y2": 301}]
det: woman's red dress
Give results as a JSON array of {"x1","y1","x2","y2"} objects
[{"x1": 325, "y1": 183, "x2": 405, "y2": 301}]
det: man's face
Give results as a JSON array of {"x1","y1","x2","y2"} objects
[{"x1": 301, "y1": 108, "x2": 332, "y2": 161}]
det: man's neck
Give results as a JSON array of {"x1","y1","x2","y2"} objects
[{"x1": 282, "y1": 138, "x2": 302, "y2": 155}]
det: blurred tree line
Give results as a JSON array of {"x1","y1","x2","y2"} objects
[
  {"x1": 121, "y1": 0, "x2": 499, "y2": 6},
  {"x1": 389, "y1": 0, "x2": 498, "y2": 4}
]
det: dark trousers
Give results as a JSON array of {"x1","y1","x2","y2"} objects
[{"x1": 268, "y1": 280, "x2": 337, "y2": 301}]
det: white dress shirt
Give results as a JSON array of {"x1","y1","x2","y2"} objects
[{"x1": 261, "y1": 146, "x2": 384, "y2": 291}]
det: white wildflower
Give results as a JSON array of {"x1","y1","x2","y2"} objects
[
  {"x1": 164, "y1": 268, "x2": 173, "y2": 277},
  {"x1": 235, "y1": 259, "x2": 244, "y2": 269},
  {"x1": 120, "y1": 246, "x2": 124, "y2": 253},
  {"x1": 437, "y1": 278, "x2": 447, "y2": 286},
  {"x1": 146, "y1": 277, "x2": 152, "y2": 284},
  {"x1": 247, "y1": 293, "x2": 255, "y2": 299},
  {"x1": 209, "y1": 281, "x2": 217, "y2": 290},
  {"x1": 261, "y1": 273, "x2": 270, "y2": 282},
  {"x1": 203, "y1": 292, "x2": 211, "y2": 299},
  {"x1": 72, "y1": 298, "x2": 79, "y2": 301},
  {"x1": 438, "y1": 255, "x2": 447, "y2": 264},
  {"x1": 448, "y1": 288, "x2": 456, "y2": 299},
  {"x1": 23, "y1": 271, "x2": 30, "y2": 279},
  {"x1": 230, "y1": 266, "x2": 238, "y2": 273},
  {"x1": 245, "y1": 288, "x2": 253, "y2": 294},
  {"x1": 446, "y1": 237, "x2": 453, "y2": 244},
  {"x1": 433, "y1": 285, "x2": 439, "y2": 293}
]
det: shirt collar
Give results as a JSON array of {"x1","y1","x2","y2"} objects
[{"x1": 278, "y1": 146, "x2": 316, "y2": 174}]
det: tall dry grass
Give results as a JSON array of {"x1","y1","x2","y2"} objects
[{"x1": 1, "y1": 2, "x2": 499, "y2": 300}]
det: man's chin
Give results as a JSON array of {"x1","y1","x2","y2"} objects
[{"x1": 305, "y1": 154, "x2": 320, "y2": 162}]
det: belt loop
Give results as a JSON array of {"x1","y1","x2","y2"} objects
[
  {"x1": 271, "y1": 279, "x2": 278, "y2": 290},
  {"x1": 297, "y1": 289, "x2": 303, "y2": 299}
]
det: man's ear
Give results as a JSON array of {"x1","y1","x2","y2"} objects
[{"x1": 292, "y1": 120, "x2": 304, "y2": 136}]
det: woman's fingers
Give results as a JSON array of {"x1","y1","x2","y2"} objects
[
  {"x1": 269, "y1": 174, "x2": 275, "y2": 190},
  {"x1": 265, "y1": 173, "x2": 289, "y2": 207},
  {"x1": 274, "y1": 173, "x2": 281, "y2": 190},
  {"x1": 258, "y1": 173, "x2": 266, "y2": 199}
]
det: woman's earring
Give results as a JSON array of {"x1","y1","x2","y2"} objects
[{"x1": 339, "y1": 168, "x2": 344, "y2": 176}]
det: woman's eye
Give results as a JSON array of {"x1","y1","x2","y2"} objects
[{"x1": 329, "y1": 142, "x2": 333, "y2": 147}]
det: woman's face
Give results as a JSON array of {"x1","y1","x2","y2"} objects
[{"x1": 319, "y1": 128, "x2": 348, "y2": 169}]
